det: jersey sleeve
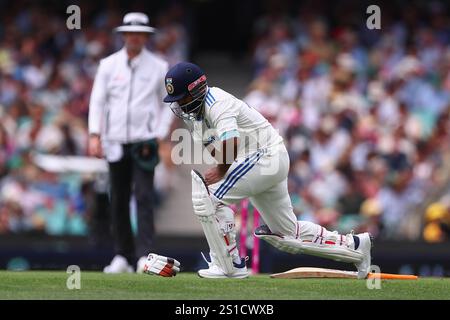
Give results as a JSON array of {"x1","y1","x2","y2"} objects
[
  {"x1": 154, "y1": 62, "x2": 174, "y2": 140},
  {"x1": 88, "y1": 59, "x2": 109, "y2": 135},
  {"x1": 209, "y1": 99, "x2": 240, "y2": 141}
]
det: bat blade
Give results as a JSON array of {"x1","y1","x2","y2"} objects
[
  {"x1": 270, "y1": 267, "x2": 418, "y2": 280},
  {"x1": 270, "y1": 267, "x2": 358, "y2": 279}
]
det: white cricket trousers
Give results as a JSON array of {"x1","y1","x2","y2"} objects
[{"x1": 209, "y1": 143, "x2": 298, "y2": 238}]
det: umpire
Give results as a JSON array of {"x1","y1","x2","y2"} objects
[{"x1": 88, "y1": 12, "x2": 173, "y2": 273}]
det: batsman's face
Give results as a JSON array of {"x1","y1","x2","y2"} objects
[
  {"x1": 169, "y1": 94, "x2": 205, "y2": 121},
  {"x1": 178, "y1": 95, "x2": 194, "y2": 109},
  {"x1": 177, "y1": 95, "x2": 198, "y2": 114},
  {"x1": 123, "y1": 32, "x2": 149, "y2": 52}
]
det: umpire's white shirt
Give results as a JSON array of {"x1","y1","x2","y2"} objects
[{"x1": 88, "y1": 47, "x2": 173, "y2": 144}]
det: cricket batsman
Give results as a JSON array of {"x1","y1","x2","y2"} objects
[{"x1": 163, "y1": 62, "x2": 372, "y2": 279}]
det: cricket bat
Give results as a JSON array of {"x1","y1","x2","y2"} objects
[{"x1": 270, "y1": 267, "x2": 418, "y2": 280}]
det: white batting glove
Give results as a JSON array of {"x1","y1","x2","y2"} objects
[
  {"x1": 191, "y1": 170, "x2": 215, "y2": 217},
  {"x1": 143, "y1": 253, "x2": 181, "y2": 277}
]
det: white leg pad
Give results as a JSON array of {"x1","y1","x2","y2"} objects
[
  {"x1": 191, "y1": 170, "x2": 235, "y2": 275},
  {"x1": 256, "y1": 221, "x2": 363, "y2": 264},
  {"x1": 216, "y1": 203, "x2": 240, "y2": 262}
]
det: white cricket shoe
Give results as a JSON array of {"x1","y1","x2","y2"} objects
[
  {"x1": 198, "y1": 253, "x2": 249, "y2": 279},
  {"x1": 136, "y1": 256, "x2": 148, "y2": 274},
  {"x1": 103, "y1": 255, "x2": 134, "y2": 274},
  {"x1": 354, "y1": 232, "x2": 373, "y2": 279}
]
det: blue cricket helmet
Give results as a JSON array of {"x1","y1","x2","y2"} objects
[
  {"x1": 163, "y1": 62, "x2": 207, "y2": 102},
  {"x1": 163, "y1": 62, "x2": 208, "y2": 120}
]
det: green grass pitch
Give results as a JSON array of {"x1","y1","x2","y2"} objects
[{"x1": 0, "y1": 271, "x2": 448, "y2": 300}]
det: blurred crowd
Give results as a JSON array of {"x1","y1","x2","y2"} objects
[
  {"x1": 1, "y1": 1, "x2": 450, "y2": 242},
  {"x1": 0, "y1": 2, "x2": 189, "y2": 236},
  {"x1": 244, "y1": 1, "x2": 450, "y2": 240}
]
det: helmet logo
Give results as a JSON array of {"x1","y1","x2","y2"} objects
[
  {"x1": 188, "y1": 75, "x2": 207, "y2": 91},
  {"x1": 166, "y1": 78, "x2": 174, "y2": 94}
]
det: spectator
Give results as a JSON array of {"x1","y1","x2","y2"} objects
[{"x1": 423, "y1": 201, "x2": 450, "y2": 242}]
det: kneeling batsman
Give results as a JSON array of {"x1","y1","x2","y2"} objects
[
  {"x1": 191, "y1": 169, "x2": 372, "y2": 279},
  {"x1": 142, "y1": 253, "x2": 181, "y2": 277}
]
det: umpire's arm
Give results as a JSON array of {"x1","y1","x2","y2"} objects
[
  {"x1": 88, "y1": 60, "x2": 108, "y2": 157},
  {"x1": 154, "y1": 70, "x2": 174, "y2": 142}
]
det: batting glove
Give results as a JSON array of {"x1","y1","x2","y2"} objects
[{"x1": 143, "y1": 253, "x2": 181, "y2": 277}]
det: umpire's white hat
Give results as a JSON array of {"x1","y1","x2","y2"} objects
[{"x1": 115, "y1": 12, "x2": 155, "y2": 33}]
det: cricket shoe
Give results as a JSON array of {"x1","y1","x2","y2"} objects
[
  {"x1": 254, "y1": 224, "x2": 277, "y2": 237},
  {"x1": 353, "y1": 232, "x2": 373, "y2": 279},
  {"x1": 136, "y1": 256, "x2": 148, "y2": 274},
  {"x1": 198, "y1": 253, "x2": 249, "y2": 279},
  {"x1": 103, "y1": 255, "x2": 134, "y2": 273},
  {"x1": 254, "y1": 225, "x2": 285, "y2": 249}
]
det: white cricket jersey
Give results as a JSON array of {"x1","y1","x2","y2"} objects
[{"x1": 189, "y1": 87, "x2": 283, "y2": 159}]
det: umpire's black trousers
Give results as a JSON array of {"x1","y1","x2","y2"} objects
[{"x1": 108, "y1": 143, "x2": 156, "y2": 266}]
